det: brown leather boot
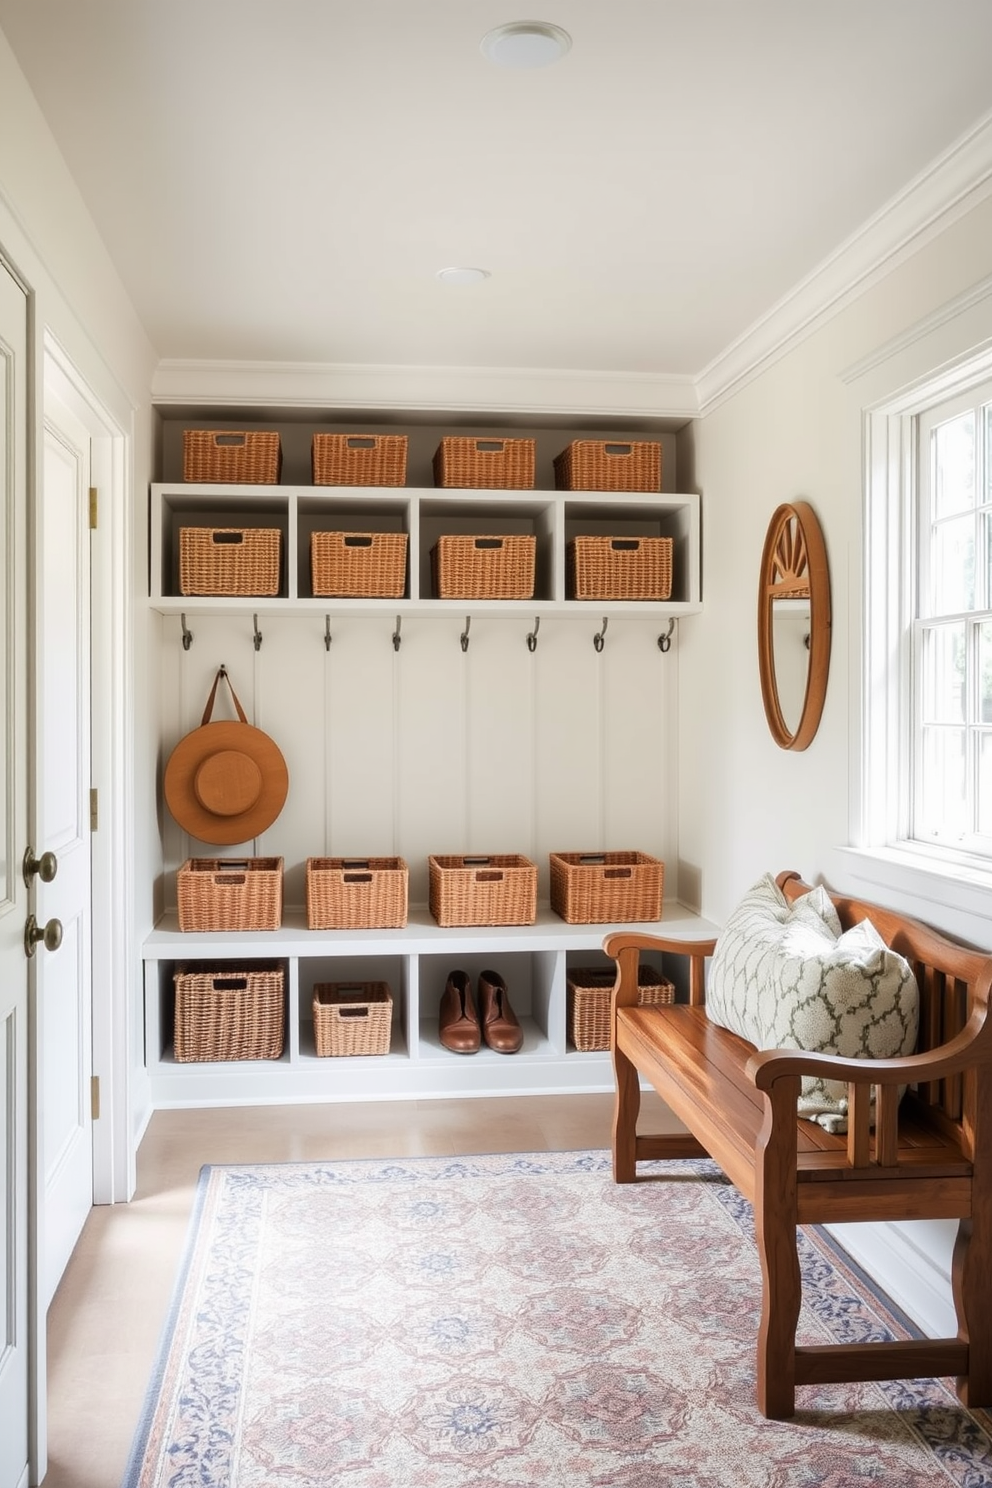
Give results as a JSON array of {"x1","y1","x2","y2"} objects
[
  {"x1": 478, "y1": 969, "x2": 524, "y2": 1053},
  {"x1": 438, "y1": 970, "x2": 480, "y2": 1053}
]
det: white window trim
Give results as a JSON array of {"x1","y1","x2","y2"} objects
[{"x1": 848, "y1": 333, "x2": 992, "y2": 941}]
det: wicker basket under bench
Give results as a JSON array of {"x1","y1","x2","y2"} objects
[{"x1": 173, "y1": 962, "x2": 286, "y2": 1062}]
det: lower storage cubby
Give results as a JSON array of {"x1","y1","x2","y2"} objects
[
  {"x1": 417, "y1": 949, "x2": 559, "y2": 1059},
  {"x1": 141, "y1": 905, "x2": 715, "y2": 1105},
  {"x1": 297, "y1": 953, "x2": 410, "y2": 1060}
]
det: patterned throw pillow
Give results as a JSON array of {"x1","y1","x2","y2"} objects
[{"x1": 705, "y1": 873, "x2": 919, "y2": 1131}]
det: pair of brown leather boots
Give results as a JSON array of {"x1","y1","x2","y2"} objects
[{"x1": 438, "y1": 969, "x2": 523, "y2": 1054}]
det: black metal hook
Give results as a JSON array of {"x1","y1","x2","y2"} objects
[
  {"x1": 594, "y1": 617, "x2": 608, "y2": 653},
  {"x1": 324, "y1": 616, "x2": 332, "y2": 651},
  {"x1": 180, "y1": 613, "x2": 193, "y2": 651},
  {"x1": 252, "y1": 614, "x2": 263, "y2": 651},
  {"x1": 527, "y1": 616, "x2": 540, "y2": 653},
  {"x1": 658, "y1": 619, "x2": 675, "y2": 653},
  {"x1": 393, "y1": 616, "x2": 402, "y2": 652},
  {"x1": 460, "y1": 616, "x2": 471, "y2": 653}
]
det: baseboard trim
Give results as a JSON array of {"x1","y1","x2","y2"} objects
[{"x1": 824, "y1": 1220, "x2": 956, "y2": 1339}]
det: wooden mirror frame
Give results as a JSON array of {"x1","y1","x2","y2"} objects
[{"x1": 757, "y1": 501, "x2": 831, "y2": 751}]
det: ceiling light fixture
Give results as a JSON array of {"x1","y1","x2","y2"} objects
[
  {"x1": 480, "y1": 21, "x2": 572, "y2": 69},
  {"x1": 436, "y1": 266, "x2": 491, "y2": 286}
]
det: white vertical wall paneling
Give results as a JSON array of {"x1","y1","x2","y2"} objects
[
  {"x1": 601, "y1": 622, "x2": 672, "y2": 858},
  {"x1": 255, "y1": 616, "x2": 325, "y2": 908},
  {"x1": 465, "y1": 620, "x2": 535, "y2": 855},
  {"x1": 534, "y1": 620, "x2": 605, "y2": 882},
  {"x1": 323, "y1": 617, "x2": 397, "y2": 862},
  {"x1": 396, "y1": 618, "x2": 468, "y2": 904}
]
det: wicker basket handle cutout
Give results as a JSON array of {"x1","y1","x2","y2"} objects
[
  {"x1": 605, "y1": 868, "x2": 632, "y2": 879},
  {"x1": 604, "y1": 444, "x2": 633, "y2": 456},
  {"x1": 611, "y1": 539, "x2": 641, "y2": 552},
  {"x1": 343, "y1": 873, "x2": 373, "y2": 884},
  {"x1": 211, "y1": 433, "x2": 247, "y2": 448}
]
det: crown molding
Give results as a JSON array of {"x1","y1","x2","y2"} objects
[
  {"x1": 694, "y1": 108, "x2": 992, "y2": 416},
  {"x1": 151, "y1": 110, "x2": 992, "y2": 427},
  {"x1": 150, "y1": 358, "x2": 699, "y2": 425}
]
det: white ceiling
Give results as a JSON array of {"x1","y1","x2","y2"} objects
[{"x1": 3, "y1": 0, "x2": 992, "y2": 415}]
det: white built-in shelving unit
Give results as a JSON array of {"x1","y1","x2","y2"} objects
[{"x1": 143, "y1": 470, "x2": 712, "y2": 1107}]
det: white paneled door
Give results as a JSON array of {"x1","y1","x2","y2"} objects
[
  {"x1": 35, "y1": 390, "x2": 93, "y2": 1308},
  {"x1": 0, "y1": 264, "x2": 31, "y2": 1488}
]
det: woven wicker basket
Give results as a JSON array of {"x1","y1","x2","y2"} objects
[
  {"x1": 554, "y1": 440, "x2": 661, "y2": 492},
  {"x1": 568, "y1": 963, "x2": 674, "y2": 1051},
  {"x1": 183, "y1": 430, "x2": 282, "y2": 484},
  {"x1": 179, "y1": 527, "x2": 281, "y2": 596},
  {"x1": 567, "y1": 536, "x2": 673, "y2": 601},
  {"x1": 313, "y1": 982, "x2": 393, "y2": 1056},
  {"x1": 550, "y1": 851, "x2": 665, "y2": 924},
  {"x1": 433, "y1": 437, "x2": 535, "y2": 489},
  {"x1": 431, "y1": 534, "x2": 536, "y2": 599},
  {"x1": 310, "y1": 531, "x2": 408, "y2": 597},
  {"x1": 306, "y1": 857, "x2": 408, "y2": 929},
  {"x1": 429, "y1": 854, "x2": 538, "y2": 927},
  {"x1": 312, "y1": 433, "x2": 408, "y2": 487},
  {"x1": 173, "y1": 962, "x2": 285, "y2": 1062},
  {"x1": 176, "y1": 857, "x2": 283, "y2": 932}
]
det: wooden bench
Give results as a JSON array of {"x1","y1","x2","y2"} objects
[{"x1": 604, "y1": 869, "x2": 992, "y2": 1419}]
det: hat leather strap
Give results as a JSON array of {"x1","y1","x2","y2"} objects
[{"x1": 201, "y1": 667, "x2": 249, "y2": 727}]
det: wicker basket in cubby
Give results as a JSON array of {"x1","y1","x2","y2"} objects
[
  {"x1": 183, "y1": 429, "x2": 282, "y2": 484},
  {"x1": 433, "y1": 436, "x2": 535, "y2": 489},
  {"x1": 306, "y1": 857, "x2": 408, "y2": 929},
  {"x1": 312, "y1": 433, "x2": 408, "y2": 487},
  {"x1": 554, "y1": 439, "x2": 661, "y2": 492},
  {"x1": 310, "y1": 531, "x2": 408, "y2": 597},
  {"x1": 567, "y1": 963, "x2": 674, "y2": 1051},
  {"x1": 550, "y1": 851, "x2": 664, "y2": 924},
  {"x1": 313, "y1": 982, "x2": 393, "y2": 1056},
  {"x1": 431, "y1": 534, "x2": 536, "y2": 599},
  {"x1": 173, "y1": 962, "x2": 285, "y2": 1062},
  {"x1": 179, "y1": 526, "x2": 281, "y2": 596},
  {"x1": 429, "y1": 854, "x2": 538, "y2": 927},
  {"x1": 567, "y1": 535, "x2": 673, "y2": 601},
  {"x1": 176, "y1": 857, "x2": 283, "y2": 932}
]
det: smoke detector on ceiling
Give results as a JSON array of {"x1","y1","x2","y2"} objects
[{"x1": 480, "y1": 22, "x2": 572, "y2": 68}]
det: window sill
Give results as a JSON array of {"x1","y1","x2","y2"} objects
[{"x1": 829, "y1": 845, "x2": 992, "y2": 950}]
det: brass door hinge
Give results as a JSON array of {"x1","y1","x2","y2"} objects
[
  {"x1": 90, "y1": 1075, "x2": 100, "y2": 1121},
  {"x1": 90, "y1": 788, "x2": 98, "y2": 831},
  {"x1": 89, "y1": 486, "x2": 98, "y2": 530}
]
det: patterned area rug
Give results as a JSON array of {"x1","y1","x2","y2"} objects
[{"x1": 122, "y1": 1152, "x2": 992, "y2": 1487}]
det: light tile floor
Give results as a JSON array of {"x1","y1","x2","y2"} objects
[{"x1": 42, "y1": 1090, "x2": 683, "y2": 1488}]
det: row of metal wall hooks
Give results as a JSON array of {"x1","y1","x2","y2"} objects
[{"x1": 178, "y1": 612, "x2": 676, "y2": 655}]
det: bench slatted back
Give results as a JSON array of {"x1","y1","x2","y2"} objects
[{"x1": 778, "y1": 873, "x2": 992, "y2": 1161}]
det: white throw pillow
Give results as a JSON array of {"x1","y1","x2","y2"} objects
[{"x1": 706, "y1": 873, "x2": 919, "y2": 1131}]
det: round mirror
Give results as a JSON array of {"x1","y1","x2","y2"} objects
[{"x1": 757, "y1": 501, "x2": 831, "y2": 751}]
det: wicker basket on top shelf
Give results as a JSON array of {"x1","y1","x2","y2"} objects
[
  {"x1": 183, "y1": 430, "x2": 282, "y2": 484},
  {"x1": 311, "y1": 433, "x2": 408, "y2": 487},
  {"x1": 176, "y1": 857, "x2": 283, "y2": 932},
  {"x1": 433, "y1": 437, "x2": 535, "y2": 489},
  {"x1": 306, "y1": 857, "x2": 409, "y2": 929},
  {"x1": 554, "y1": 439, "x2": 661, "y2": 492}
]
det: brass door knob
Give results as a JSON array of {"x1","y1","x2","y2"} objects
[
  {"x1": 24, "y1": 914, "x2": 63, "y2": 959},
  {"x1": 23, "y1": 847, "x2": 58, "y2": 886}
]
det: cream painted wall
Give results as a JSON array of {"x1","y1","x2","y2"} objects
[
  {"x1": 679, "y1": 192, "x2": 992, "y2": 1334},
  {"x1": 678, "y1": 192, "x2": 992, "y2": 928},
  {"x1": 0, "y1": 25, "x2": 159, "y2": 1169}
]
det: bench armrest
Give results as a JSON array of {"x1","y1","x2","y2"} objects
[
  {"x1": 603, "y1": 930, "x2": 718, "y2": 1009},
  {"x1": 746, "y1": 1009, "x2": 992, "y2": 1092}
]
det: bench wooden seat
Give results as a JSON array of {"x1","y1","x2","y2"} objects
[{"x1": 605, "y1": 870, "x2": 992, "y2": 1419}]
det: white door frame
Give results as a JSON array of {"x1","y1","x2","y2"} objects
[{"x1": 42, "y1": 336, "x2": 134, "y2": 1206}]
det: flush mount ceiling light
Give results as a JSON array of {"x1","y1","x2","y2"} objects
[
  {"x1": 436, "y1": 266, "x2": 491, "y2": 286},
  {"x1": 480, "y1": 21, "x2": 572, "y2": 68}
]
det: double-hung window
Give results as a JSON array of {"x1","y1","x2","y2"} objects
[{"x1": 915, "y1": 383, "x2": 992, "y2": 860}]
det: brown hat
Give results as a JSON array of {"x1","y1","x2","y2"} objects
[{"x1": 164, "y1": 668, "x2": 289, "y2": 845}]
